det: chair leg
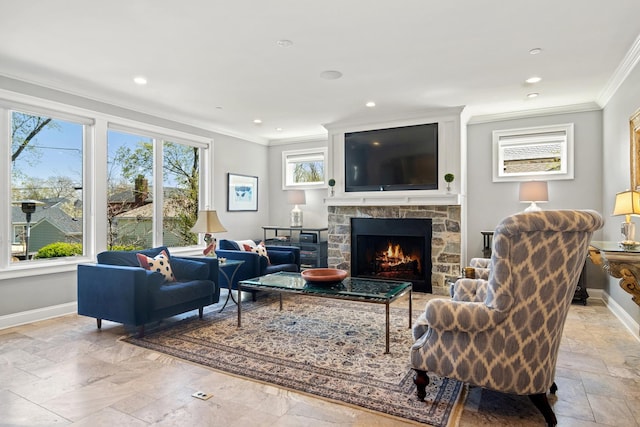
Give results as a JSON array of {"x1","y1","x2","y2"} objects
[
  {"x1": 413, "y1": 369, "x2": 430, "y2": 400},
  {"x1": 96, "y1": 318, "x2": 102, "y2": 329},
  {"x1": 550, "y1": 382, "x2": 558, "y2": 394},
  {"x1": 137, "y1": 325, "x2": 145, "y2": 338},
  {"x1": 529, "y1": 393, "x2": 557, "y2": 427},
  {"x1": 199, "y1": 307, "x2": 204, "y2": 319}
]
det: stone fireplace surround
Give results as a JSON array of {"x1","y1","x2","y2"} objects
[{"x1": 327, "y1": 205, "x2": 461, "y2": 295}]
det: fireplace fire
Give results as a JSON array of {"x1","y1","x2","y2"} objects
[{"x1": 351, "y1": 218, "x2": 432, "y2": 292}]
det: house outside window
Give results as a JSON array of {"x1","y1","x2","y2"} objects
[
  {"x1": 107, "y1": 129, "x2": 203, "y2": 250},
  {"x1": 10, "y1": 110, "x2": 86, "y2": 261},
  {"x1": 282, "y1": 148, "x2": 327, "y2": 189}
]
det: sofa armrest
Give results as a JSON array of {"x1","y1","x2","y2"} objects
[
  {"x1": 266, "y1": 245, "x2": 301, "y2": 266},
  {"x1": 77, "y1": 263, "x2": 164, "y2": 326}
]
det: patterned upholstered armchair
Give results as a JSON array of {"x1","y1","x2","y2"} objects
[{"x1": 410, "y1": 210, "x2": 603, "y2": 427}]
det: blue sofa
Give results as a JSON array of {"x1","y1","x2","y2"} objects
[
  {"x1": 77, "y1": 246, "x2": 220, "y2": 337},
  {"x1": 215, "y1": 239, "x2": 300, "y2": 291}
]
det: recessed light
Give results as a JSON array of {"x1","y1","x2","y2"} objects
[
  {"x1": 133, "y1": 76, "x2": 147, "y2": 85},
  {"x1": 527, "y1": 92, "x2": 539, "y2": 98},
  {"x1": 276, "y1": 127, "x2": 283, "y2": 132},
  {"x1": 529, "y1": 48, "x2": 542, "y2": 55},
  {"x1": 320, "y1": 70, "x2": 343, "y2": 80},
  {"x1": 365, "y1": 101, "x2": 376, "y2": 108},
  {"x1": 526, "y1": 76, "x2": 542, "y2": 84},
  {"x1": 276, "y1": 39, "x2": 293, "y2": 48},
  {"x1": 253, "y1": 119, "x2": 262, "y2": 124}
]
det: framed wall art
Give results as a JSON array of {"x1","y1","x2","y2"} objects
[
  {"x1": 630, "y1": 108, "x2": 640, "y2": 190},
  {"x1": 227, "y1": 173, "x2": 258, "y2": 211}
]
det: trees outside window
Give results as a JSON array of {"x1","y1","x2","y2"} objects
[
  {"x1": 107, "y1": 130, "x2": 201, "y2": 249},
  {"x1": 282, "y1": 148, "x2": 327, "y2": 189},
  {"x1": 10, "y1": 111, "x2": 84, "y2": 261}
]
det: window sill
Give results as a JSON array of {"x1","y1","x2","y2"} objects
[{"x1": 0, "y1": 256, "x2": 92, "y2": 280}]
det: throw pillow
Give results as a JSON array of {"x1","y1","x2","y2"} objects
[
  {"x1": 137, "y1": 250, "x2": 176, "y2": 283},
  {"x1": 235, "y1": 239, "x2": 257, "y2": 251},
  {"x1": 251, "y1": 241, "x2": 270, "y2": 264}
]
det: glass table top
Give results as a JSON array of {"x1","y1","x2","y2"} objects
[
  {"x1": 590, "y1": 241, "x2": 640, "y2": 253},
  {"x1": 239, "y1": 272, "x2": 411, "y2": 302}
]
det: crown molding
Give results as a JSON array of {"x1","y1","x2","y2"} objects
[
  {"x1": 467, "y1": 102, "x2": 602, "y2": 125},
  {"x1": 268, "y1": 133, "x2": 327, "y2": 146},
  {"x1": 597, "y1": 34, "x2": 640, "y2": 108}
]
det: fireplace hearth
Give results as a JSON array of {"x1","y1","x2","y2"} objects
[{"x1": 351, "y1": 218, "x2": 432, "y2": 292}]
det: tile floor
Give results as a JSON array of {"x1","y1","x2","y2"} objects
[{"x1": 1, "y1": 292, "x2": 639, "y2": 426}]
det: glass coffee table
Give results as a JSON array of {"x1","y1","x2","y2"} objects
[{"x1": 238, "y1": 272, "x2": 412, "y2": 354}]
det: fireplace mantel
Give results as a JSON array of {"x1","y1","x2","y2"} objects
[{"x1": 324, "y1": 193, "x2": 461, "y2": 207}]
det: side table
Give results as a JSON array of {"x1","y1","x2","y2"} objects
[{"x1": 218, "y1": 259, "x2": 245, "y2": 312}]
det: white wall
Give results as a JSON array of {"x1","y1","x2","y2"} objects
[
  {"x1": 602, "y1": 60, "x2": 640, "y2": 325},
  {"x1": 0, "y1": 77, "x2": 268, "y2": 323},
  {"x1": 267, "y1": 140, "x2": 330, "y2": 230},
  {"x1": 466, "y1": 110, "x2": 607, "y2": 289}
]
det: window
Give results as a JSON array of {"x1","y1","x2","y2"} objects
[
  {"x1": 492, "y1": 123, "x2": 574, "y2": 182},
  {"x1": 282, "y1": 148, "x2": 327, "y2": 189},
  {"x1": 107, "y1": 128, "x2": 203, "y2": 250},
  {"x1": 10, "y1": 110, "x2": 86, "y2": 261}
]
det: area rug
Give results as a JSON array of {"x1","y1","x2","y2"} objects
[{"x1": 124, "y1": 295, "x2": 465, "y2": 426}]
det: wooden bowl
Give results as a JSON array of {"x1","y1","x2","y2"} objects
[{"x1": 301, "y1": 268, "x2": 347, "y2": 283}]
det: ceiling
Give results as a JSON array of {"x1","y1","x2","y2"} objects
[{"x1": 1, "y1": 1, "x2": 640, "y2": 144}]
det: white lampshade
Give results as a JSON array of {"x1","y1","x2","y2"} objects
[
  {"x1": 287, "y1": 190, "x2": 306, "y2": 205},
  {"x1": 519, "y1": 181, "x2": 548, "y2": 212},
  {"x1": 612, "y1": 190, "x2": 640, "y2": 217},
  {"x1": 191, "y1": 210, "x2": 227, "y2": 233}
]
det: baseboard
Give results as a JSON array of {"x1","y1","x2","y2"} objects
[
  {"x1": 600, "y1": 291, "x2": 640, "y2": 343},
  {"x1": 0, "y1": 302, "x2": 77, "y2": 331}
]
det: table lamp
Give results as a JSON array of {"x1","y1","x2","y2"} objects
[
  {"x1": 287, "y1": 190, "x2": 306, "y2": 227},
  {"x1": 612, "y1": 190, "x2": 640, "y2": 247},
  {"x1": 191, "y1": 210, "x2": 227, "y2": 256},
  {"x1": 519, "y1": 181, "x2": 548, "y2": 212}
]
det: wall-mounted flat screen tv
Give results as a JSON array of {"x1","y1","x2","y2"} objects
[{"x1": 344, "y1": 123, "x2": 438, "y2": 192}]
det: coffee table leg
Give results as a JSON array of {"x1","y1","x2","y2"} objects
[
  {"x1": 385, "y1": 302, "x2": 390, "y2": 354},
  {"x1": 237, "y1": 282, "x2": 242, "y2": 328},
  {"x1": 408, "y1": 289, "x2": 412, "y2": 328}
]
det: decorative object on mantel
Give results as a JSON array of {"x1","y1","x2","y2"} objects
[
  {"x1": 191, "y1": 210, "x2": 226, "y2": 256},
  {"x1": 519, "y1": 180, "x2": 548, "y2": 212},
  {"x1": 287, "y1": 189, "x2": 306, "y2": 227},
  {"x1": 612, "y1": 190, "x2": 640, "y2": 248},
  {"x1": 328, "y1": 178, "x2": 336, "y2": 197},
  {"x1": 444, "y1": 173, "x2": 455, "y2": 192}
]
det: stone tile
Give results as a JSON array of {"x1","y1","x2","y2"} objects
[
  {"x1": 0, "y1": 389, "x2": 70, "y2": 426},
  {"x1": 587, "y1": 393, "x2": 638, "y2": 426}
]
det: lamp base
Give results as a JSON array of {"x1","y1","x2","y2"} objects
[
  {"x1": 290, "y1": 206, "x2": 303, "y2": 227},
  {"x1": 524, "y1": 202, "x2": 542, "y2": 212},
  {"x1": 620, "y1": 221, "x2": 639, "y2": 248}
]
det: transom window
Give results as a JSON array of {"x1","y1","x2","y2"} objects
[{"x1": 282, "y1": 148, "x2": 327, "y2": 189}]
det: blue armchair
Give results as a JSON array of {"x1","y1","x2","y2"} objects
[
  {"x1": 77, "y1": 246, "x2": 220, "y2": 337},
  {"x1": 215, "y1": 239, "x2": 300, "y2": 291}
]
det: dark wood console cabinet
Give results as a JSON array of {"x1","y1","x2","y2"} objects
[{"x1": 262, "y1": 226, "x2": 328, "y2": 269}]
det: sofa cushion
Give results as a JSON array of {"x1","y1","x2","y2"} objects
[
  {"x1": 265, "y1": 263, "x2": 298, "y2": 274},
  {"x1": 151, "y1": 279, "x2": 213, "y2": 310},
  {"x1": 137, "y1": 250, "x2": 176, "y2": 283},
  {"x1": 98, "y1": 246, "x2": 170, "y2": 266},
  {"x1": 171, "y1": 257, "x2": 209, "y2": 281}
]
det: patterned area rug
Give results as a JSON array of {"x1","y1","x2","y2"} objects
[{"x1": 125, "y1": 295, "x2": 464, "y2": 426}]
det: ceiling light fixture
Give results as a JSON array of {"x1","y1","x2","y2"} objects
[
  {"x1": 320, "y1": 70, "x2": 343, "y2": 80},
  {"x1": 133, "y1": 76, "x2": 148, "y2": 85},
  {"x1": 276, "y1": 127, "x2": 283, "y2": 132},
  {"x1": 526, "y1": 76, "x2": 542, "y2": 84},
  {"x1": 365, "y1": 101, "x2": 376, "y2": 108},
  {"x1": 527, "y1": 92, "x2": 539, "y2": 98},
  {"x1": 253, "y1": 119, "x2": 262, "y2": 124},
  {"x1": 276, "y1": 39, "x2": 293, "y2": 48},
  {"x1": 529, "y1": 48, "x2": 543, "y2": 55}
]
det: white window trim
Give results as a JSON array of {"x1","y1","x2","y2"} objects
[
  {"x1": 492, "y1": 123, "x2": 574, "y2": 182},
  {"x1": 0, "y1": 93, "x2": 213, "y2": 279},
  {"x1": 282, "y1": 147, "x2": 328, "y2": 190}
]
